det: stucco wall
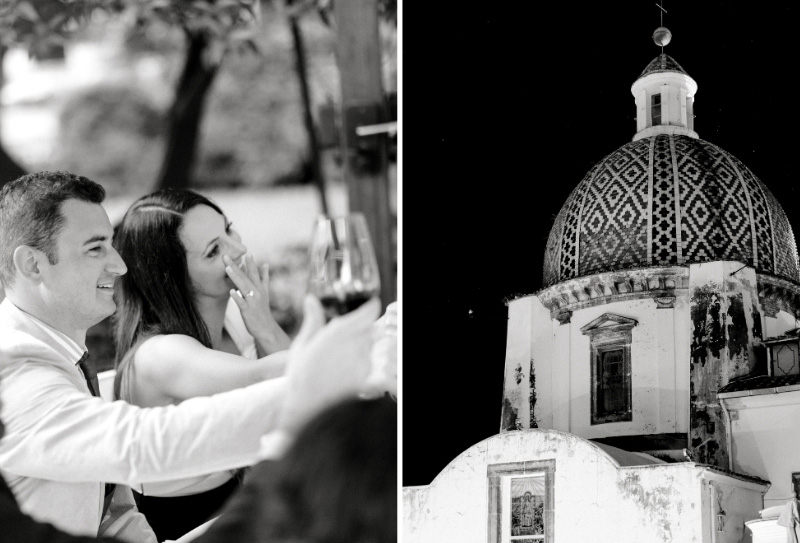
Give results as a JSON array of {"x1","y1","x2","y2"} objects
[
  {"x1": 403, "y1": 429, "x2": 765, "y2": 543},
  {"x1": 762, "y1": 309, "x2": 797, "y2": 340},
  {"x1": 723, "y1": 390, "x2": 800, "y2": 508},
  {"x1": 503, "y1": 289, "x2": 691, "y2": 441},
  {"x1": 567, "y1": 297, "x2": 687, "y2": 438}
]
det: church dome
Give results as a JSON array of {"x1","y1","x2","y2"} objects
[{"x1": 542, "y1": 134, "x2": 799, "y2": 287}]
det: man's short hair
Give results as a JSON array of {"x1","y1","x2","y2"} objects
[{"x1": 0, "y1": 171, "x2": 105, "y2": 289}]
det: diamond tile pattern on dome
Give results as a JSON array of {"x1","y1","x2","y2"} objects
[
  {"x1": 543, "y1": 204, "x2": 567, "y2": 287},
  {"x1": 542, "y1": 134, "x2": 800, "y2": 287},
  {"x1": 557, "y1": 163, "x2": 598, "y2": 281},
  {"x1": 766, "y1": 191, "x2": 800, "y2": 278},
  {"x1": 727, "y1": 153, "x2": 774, "y2": 272},
  {"x1": 579, "y1": 138, "x2": 650, "y2": 276},
  {"x1": 651, "y1": 136, "x2": 678, "y2": 265},
  {"x1": 675, "y1": 137, "x2": 753, "y2": 264}
]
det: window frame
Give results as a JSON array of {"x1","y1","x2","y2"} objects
[
  {"x1": 592, "y1": 341, "x2": 632, "y2": 424},
  {"x1": 580, "y1": 313, "x2": 637, "y2": 426},
  {"x1": 651, "y1": 92, "x2": 662, "y2": 125},
  {"x1": 488, "y1": 460, "x2": 555, "y2": 543}
]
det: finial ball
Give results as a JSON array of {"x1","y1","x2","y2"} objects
[{"x1": 653, "y1": 26, "x2": 672, "y2": 47}]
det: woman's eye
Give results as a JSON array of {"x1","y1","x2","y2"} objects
[
  {"x1": 88, "y1": 246, "x2": 103, "y2": 255},
  {"x1": 208, "y1": 246, "x2": 220, "y2": 258}
]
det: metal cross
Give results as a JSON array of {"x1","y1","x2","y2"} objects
[{"x1": 656, "y1": 2, "x2": 667, "y2": 26}]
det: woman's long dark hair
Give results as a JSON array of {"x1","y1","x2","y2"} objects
[{"x1": 112, "y1": 189, "x2": 226, "y2": 396}]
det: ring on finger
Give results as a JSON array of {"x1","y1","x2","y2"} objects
[{"x1": 245, "y1": 290, "x2": 255, "y2": 297}]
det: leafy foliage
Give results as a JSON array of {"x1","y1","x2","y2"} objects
[
  {"x1": 0, "y1": 0, "x2": 262, "y2": 62},
  {"x1": 0, "y1": 0, "x2": 123, "y2": 58}
]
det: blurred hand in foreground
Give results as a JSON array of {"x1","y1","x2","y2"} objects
[
  {"x1": 278, "y1": 294, "x2": 380, "y2": 433},
  {"x1": 364, "y1": 301, "x2": 398, "y2": 399}
]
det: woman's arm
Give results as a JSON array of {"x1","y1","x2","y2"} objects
[{"x1": 133, "y1": 334, "x2": 287, "y2": 401}]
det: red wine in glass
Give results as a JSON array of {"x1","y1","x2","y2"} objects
[
  {"x1": 308, "y1": 213, "x2": 381, "y2": 322},
  {"x1": 319, "y1": 291, "x2": 378, "y2": 322}
]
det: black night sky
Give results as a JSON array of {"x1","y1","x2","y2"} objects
[{"x1": 402, "y1": 2, "x2": 799, "y2": 486}]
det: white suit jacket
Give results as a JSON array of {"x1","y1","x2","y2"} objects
[{"x1": 0, "y1": 298, "x2": 286, "y2": 540}]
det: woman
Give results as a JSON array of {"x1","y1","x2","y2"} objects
[{"x1": 112, "y1": 188, "x2": 292, "y2": 542}]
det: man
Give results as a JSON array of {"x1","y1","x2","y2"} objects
[
  {"x1": 0, "y1": 291, "x2": 377, "y2": 543},
  {"x1": 0, "y1": 171, "x2": 379, "y2": 541}
]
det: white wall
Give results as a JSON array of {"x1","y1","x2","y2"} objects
[
  {"x1": 503, "y1": 292, "x2": 691, "y2": 440},
  {"x1": 501, "y1": 297, "x2": 535, "y2": 430},
  {"x1": 723, "y1": 390, "x2": 800, "y2": 508},
  {"x1": 567, "y1": 297, "x2": 689, "y2": 438},
  {"x1": 762, "y1": 309, "x2": 797, "y2": 341},
  {"x1": 402, "y1": 429, "x2": 765, "y2": 543}
]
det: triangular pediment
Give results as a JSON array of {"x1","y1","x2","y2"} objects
[{"x1": 580, "y1": 313, "x2": 638, "y2": 335}]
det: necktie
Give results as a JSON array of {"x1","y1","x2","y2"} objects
[
  {"x1": 77, "y1": 351, "x2": 100, "y2": 398},
  {"x1": 77, "y1": 351, "x2": 116, "y2": 516}
]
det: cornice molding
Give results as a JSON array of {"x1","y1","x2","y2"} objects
[
  {"x1": 756, "y1": 273, "x2": 800, "y2": 318},
  {"x1": 538, "y1": 266, "x2": 689, "y2": 321}
]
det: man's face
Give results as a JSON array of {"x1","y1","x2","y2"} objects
[{"x1": 37, "y1": 199, "x2": 127, "y2": 335}]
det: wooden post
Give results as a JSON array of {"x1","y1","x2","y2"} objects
[{"x1": 333, "y1": 0, "x2": 396, "y2": 309}]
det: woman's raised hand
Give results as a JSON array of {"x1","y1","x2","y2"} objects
[{"x1": 224, "y1": 254, "x2": 291, "y2": 354}]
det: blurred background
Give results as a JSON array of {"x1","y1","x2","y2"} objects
[{"x1": 0, "y1": 0, "x2": 398, "y2": 370}]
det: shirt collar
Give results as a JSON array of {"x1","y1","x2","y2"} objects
[{"x1": 10, "y1": 301, "x2": 86, "y2": 365}]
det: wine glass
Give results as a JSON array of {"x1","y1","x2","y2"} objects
[{"x1": 307, "y1": 212, "x2": 381, "y2": 322}]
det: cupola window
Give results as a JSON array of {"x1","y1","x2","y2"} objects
[{"x1": 651, "y1": 93, "x2": 662, "y2": 125}]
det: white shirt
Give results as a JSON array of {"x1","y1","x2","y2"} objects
[
  {"x1": 0, "y1": 298, "x2": 287, "y2": 540},
  {"x1": 22, "y1": 308, "x2": 86, "y2": 360}
]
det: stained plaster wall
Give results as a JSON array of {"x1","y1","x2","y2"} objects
[
  {"x1": 502, "y1": 295, "x2": 552, "y2": 431},
  {"x1": 722, "y1": 390, "x2": 800, "y2": 508},
  {"x1": 688, "y1": 262, "x2": 763, "y2": 468},
  {"x1": 502, "y1": 291, "x2": 690, "y2": 440},
  {"x1": 402, "y1": 429, "x2": 764, "y2": 543}
]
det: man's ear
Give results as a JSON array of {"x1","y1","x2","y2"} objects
[{"x1": 12, "y1": 246, "x2": 45, "y2": 283}]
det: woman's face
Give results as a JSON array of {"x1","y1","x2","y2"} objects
[{"x1": 180, "y1": 204, "x2": 247, "y2": 300}]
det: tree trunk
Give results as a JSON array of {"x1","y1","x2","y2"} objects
[
  {"x1": 0, "y1": 48, "x2": 26, "y2": 189},
  {"x1": 155, "y1": 33, "x2": 219, "y2": 191},
  {"x1": 290, "y1": 15, "x2": 328, "y2": 215},
  {"x1": 0, "y1": 146, "x2": 26, "y2": 188}
]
